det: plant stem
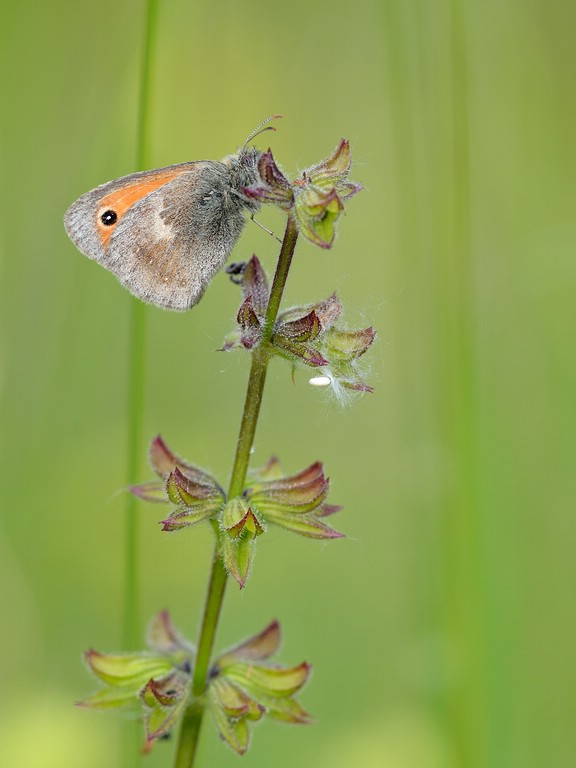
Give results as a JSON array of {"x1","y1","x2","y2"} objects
[
  {"x1": 441, "y1": 3, "x2": 486, "y2": 766},
  {"x1": 123, "y1": 0, "x2": 158, "y2": 764},
  {"x1": 123, "y1": 0, "x2": 158, "y2": 655},
  {"x1": 173, "y1": 214, "x2": 299, "y2": 768}
]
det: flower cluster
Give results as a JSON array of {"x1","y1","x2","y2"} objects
[
  {"x1": 79, "y1": 613, "x2": 309, "y2": 755},
  {"x1": 131, "y1": 436, "x2": 344, "y2": 587},
  {"x1": 223, "y1": 255, "x2": 376, "y2": 393},
  {"x1": 221, "y1": 456, "x2": 343, "y2": 587},
  {"x1": 208, "y1": 620, "x2": 311, "y2": 754},
  {"x1": 79, "y1": 611, "x2": 194, "y2": 752},
  {"x1": 245, "y1": 139, "x2": 362, "y2": 248}
]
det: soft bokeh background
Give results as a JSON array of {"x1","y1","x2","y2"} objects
[{"x1": 1, "y1": 1, "x2": 574, "y2": 766}]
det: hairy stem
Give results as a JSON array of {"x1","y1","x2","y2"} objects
[{"x1": 173, "y1": 214, "x2": 299, "y2": 768}]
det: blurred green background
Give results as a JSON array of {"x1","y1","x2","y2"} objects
[{"x1": 1, "y1": 1, "x2": 574, "y2": 766}]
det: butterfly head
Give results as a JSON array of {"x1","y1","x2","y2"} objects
[{"x1": 222, "y1": 145, "x2": 263, "y2": 213}]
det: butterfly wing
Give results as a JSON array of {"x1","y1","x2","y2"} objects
[{"x1": 64, "y1": 161, "x2": 247, "y2": 310}]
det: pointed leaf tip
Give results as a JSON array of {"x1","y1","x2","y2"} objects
[
  {"x1": 219, "y1": 620, "x2": 282, "y2": 664},
  {"x1": 149, "y1": 435, "x2": 176, "y2": 477},
  {"x1": 308, "y1": 139, "x2": 352, "y2": 186},
  {"x1": 242, "y1": 255, "x2": 270, "y2": 314},
  {"x1": 130, "y1": 481, "x2": 168, "y2": 503}
]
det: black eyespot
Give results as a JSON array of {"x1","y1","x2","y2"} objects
[{"x1": 100, "y1": 209, "x2": 117, "y2": 226}]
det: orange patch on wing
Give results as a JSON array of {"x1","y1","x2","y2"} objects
[{"x1": 96, "y1": 167, "x2": 189, "y2": 247}]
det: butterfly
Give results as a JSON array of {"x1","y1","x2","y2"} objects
[{"x1": 64, "y1": 118, "x2": 279, "y2": 311}]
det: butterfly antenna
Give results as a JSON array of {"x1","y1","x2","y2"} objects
[{"x1": 243, "y1": 114, "x2": 283, "y2": 148}]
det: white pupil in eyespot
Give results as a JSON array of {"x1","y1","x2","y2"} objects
[{"x1": 101, "y1": 210, "x2": 117, "y2": 226}]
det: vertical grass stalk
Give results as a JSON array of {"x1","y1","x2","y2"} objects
[
  {"x1": 123, "y1": 0, "x2": 158, "y2": 763},
  {"x1": 442, "y1": 1, "x2": 485, "y2": 765},
  {"x1": 122, "y1": 0, "x2": 158, "y2": 654}
]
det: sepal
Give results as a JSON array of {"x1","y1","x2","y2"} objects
[
  {"x1": 82, "y1": 650, "x2": 174, "y2": 692},
  {"x1": 141, "y1": 670, "x2": 191, "y2": 751},
  {"x1": 278, "y1": 293, "x2": 342, "y2": 332},
  {"x1": 166, "y1": 466, "x2": 222, "y2": 506},
  {"x1": 321, "y1": 325, "x2": 377, "y2": 393},
  {"x1": 271, "y1": 334, "x2": 329, "y2": 367},
  {"x1": 148, "y1": 435, "x2": 218, "y2": 486},
  {"x1": 129, "y1": 481, "x2": 167, "y2": 503},
  {"x1": 207, "y1": 681, "x2": 252, "y2": 754},
  {"x1": 218, "y1": 619, "x2": 281, "y2": 664},
  {"x1": 146, "y1": 609, "x2": 194, "y2": 659},
  {"x1": 303, "y1": 139, "x2": 361, "y2": 197},
  {"x1": 236, "y1": 296, "x2": 263, "y2": 349},
  {"x1": 239, "y1": 253, "x2": 270, "y2": 314},
  {"x1": 324, "y1": 326, "x2": 376, "y2": 360},
  {"x1": 294, "y1": 185, "x2": 344, "y2": 249},
  {"x1": 220, "y1": 497, "x2": 264, "y2": 588}
]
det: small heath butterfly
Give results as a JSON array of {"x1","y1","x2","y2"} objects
[{"x1": 64, "y1": 118, "x2": 279, "y2": 310}]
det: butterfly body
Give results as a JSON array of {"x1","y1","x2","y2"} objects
[{"x1": 64, "y1": 146, "x2": 262, "y2": 310}]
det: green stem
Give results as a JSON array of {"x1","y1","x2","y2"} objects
[
  {"x1": 123, "y1": 307, "x2": 146, "y2": 653},
  {"x1": 123, "y1": 0, "x2": 158, "y2": 764},
  {"x1": 123, "y1": 0, "x2": 158, "y2": 654},
  {"x1": 173, "y1": 215, "x2": 299, "y2": 768},
  {"x1": 441, "y1": 3, "x2": 485, "y2": 767}
]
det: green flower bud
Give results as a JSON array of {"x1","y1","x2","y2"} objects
[
  {"x1": 295, "y1": 185, "x2": 344, "y2": 249},
  {"x1": 220, "y1": 498, "x2": 264, "y2": 588}
]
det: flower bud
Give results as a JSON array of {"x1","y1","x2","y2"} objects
[{"x1": 220, "y1": 498, "x2": 265, "y2": 588}]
